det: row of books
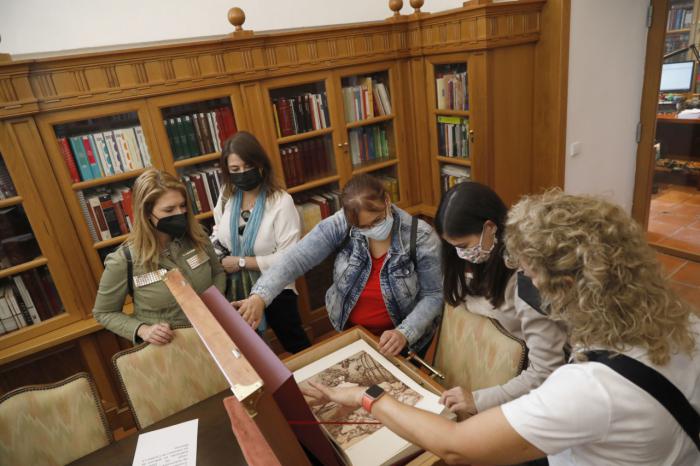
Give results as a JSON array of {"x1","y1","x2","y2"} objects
[
  {"x1": 341, "y1": 78, "x2": 393, "y2": 122},
  {"x1": 436, "y1": 70, "x2": 468, "y2": 111},
  {"x1": 440, "y1": 164, "x2": 471, "y2": 193},
  {"x1": 664, "y1": 35, "x2": 690, "y2": 56},
  {"x1": 0, "y1": 270, "x2": 63, "y2": 336},
  {"x1": 437, "y1": 116, "x2": 470, "y2": 158},
  {"x1": 164, "y1": 107, "x2": 237, "y2": 160},
  {"x1": 77, "y1": 186, "x2": 134, "y2": 242},
  {"x1": 58, "y1": 127, "x2": 152, "y2": 183},
  {"x1": 349, "y1": 125, "x2": 392, "y2": 167},
  {"x1": 378, "y1": 175, "x2": 399, "y2": 203},
  {"x1": 668, "y1": 5, "x2": 693, "y2": 31},
  {"x1": 294, "y1": 189, "x2": 342, "y2": 235},
  {"x1": 0, "y1": 157, "x2": 16, "y2": 199},
  {"x1": 182, "y1": 167, "x2": 224, "y2": 215},
  {"x1": 281, "y1": 139, "x2": 334, "y2": 188},
  {"x1": 273, "y1": 93, "x2": 330, "y2": 138}
]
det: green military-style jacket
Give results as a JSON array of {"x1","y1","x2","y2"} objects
[{"x1": 92, "y1": 237, "x2": 226, "y2": 342}]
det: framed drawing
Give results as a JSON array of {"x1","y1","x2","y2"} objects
[{"x1": 295, "y1": 339, "x2": 445, "y2": 465}]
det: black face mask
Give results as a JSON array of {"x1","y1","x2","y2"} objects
[
  {"x1": 230, "y1": 168, "x2": 263, "y2": 192},
  {"x1": 153, "y1": 213, "x2": 188, "y2": 239}
]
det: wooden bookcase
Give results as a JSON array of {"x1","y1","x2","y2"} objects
[{"x1": 0, "y1": 0, "x2": 565, "y2": 432}]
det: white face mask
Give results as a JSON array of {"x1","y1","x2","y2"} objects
[
  {"x1": 360, "y1": 211, "x2": 394, "y2": 241},
  {"x1": 455, "y1": 225, "x2": 497, "y2": 264}
]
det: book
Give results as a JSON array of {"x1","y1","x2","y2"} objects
[
  {"x1": 57, "y1": 137, "x2": 81, "y2": 183},
  {"x1": 77, "y1": 190, "x2": 99, "y2": 242},
  {"x1": 81, "y1": 135, "x2": 104, "y2": 178},
  {"x1": 90, "y1": 134, "x2": 114, "y2": 176},
  {"x1": 191, "y1": 113, "x2": 207, "y2": 155},
  {"x1": 99, "y1": 192, "x2": 122, "y2": 238},
  {"x1": 134, "y1": 126, "x2": 152, "y2": 167},
  {"x1": 103, "y1": 131, "x2": 125, "y2": 173},
  {"x1": 123, "y1": 128, "x2": 144, "y2": 168},
  {"x1": 440, "y1": 164, "x2": 471, "y2": 193},
  {"x1": 68, "y1": 136, "x2": 93, "y2": 181},
  {"x1": 114, "y1": 130, "x2": 135, "y2": 170},
  {"x1": 88, "y1": 194, "x2": 111, "y2": 240},
  {"x1": 13, "y1": 276, "x2": 42, "y2": 324},
  {"x1": 9, "y1": 280, "x2": 36, "y2": 326}
]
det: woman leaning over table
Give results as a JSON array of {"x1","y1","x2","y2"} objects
[{"x1": 210, "y1": 131, "x2": 310, "y2": 354}]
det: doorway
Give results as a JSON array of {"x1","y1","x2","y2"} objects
[{"x1": 634, "y1": 0, "x2": 700, "y2": 261}]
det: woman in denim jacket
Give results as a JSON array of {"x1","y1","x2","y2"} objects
[{"x1": 234, "y1": 174, "x2": 443, "y2": 356}]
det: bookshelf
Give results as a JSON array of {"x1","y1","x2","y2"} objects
[
  {"x1": 0, "y1": 0, "x2": 558, "y2": 432},
  {"x1": 665, "y1": 0, "x2": 697, "y2": 65},
  {"x1": 426, "y1": 57, "x2": 477, "y2": 200}
]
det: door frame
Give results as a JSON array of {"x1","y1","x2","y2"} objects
[{"x1": 631, "y1": 0, "x2": 700, "y2": 261}]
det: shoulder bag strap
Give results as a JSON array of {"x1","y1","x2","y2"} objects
[{"x1": 409, "y1": 216, "x2": 418, "y2": 265}]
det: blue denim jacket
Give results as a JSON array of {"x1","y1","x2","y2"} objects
[{"x1": 251, "y1": 205, "x2": 444, "y2": 352}]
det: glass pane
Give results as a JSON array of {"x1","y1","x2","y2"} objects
[
  {"x1": 372, "y1": 165, "x2": 400, "y2": 203},
  {"x1": 341, "y1": 71, "x2": 393, "y2": 122},
  {"x1": 271, "y1": 82, "x2": 330, "y2": 138},
  {"x1": 77, "y1": 182, "x2": 135, "y2": 243},
  {"x1": 0, "y1": 154, "x2": 17, "y2": 199},
  {"x1": 280, "y1": 135, "x2": 335, "y2": 188},
  {"x1": 434, "y1": 63, "x2": 468, "y2": 111},
  {"x1": 348, "y1": 121, "x2": 395, "y2": 168},
  {"x1": 0, "y1": 204, "x2": 42, "y2": 269},
  {"x1": 162, "y1": 98, "x2": 237, "y2": 161},
  {"x1": 54, "y1": 112, "x2": 153, "y2": 182},
  {"x1": 177, "y1": 162, "x2": 224, "y2": 215},
  {"x1": 437, "y1": 116, "x2": 470, "y2": 159},
  {"x1": 0, "y1": 265, "x2": 64, "y2": 336},
  {"x1": 293, "y1": 182, "x2": 341, "y2": 236},
  {"x1": 440, "y1": 163, "x2": 471, "y2": 194}
]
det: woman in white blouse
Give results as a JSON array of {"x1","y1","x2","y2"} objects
[{"x1": 211, "y1": 131, "x2": 310, "y2": 353}]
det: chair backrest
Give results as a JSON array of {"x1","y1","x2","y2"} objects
[
  {"x1": 433, "y1": 303, "x2": 527, "y2": 391},
  {"x1": 113, "y1": 325, "x2": 229, "y2": 429},
  {"x1": 0, "y1": 372, "x2": 112, "y2": 466}
]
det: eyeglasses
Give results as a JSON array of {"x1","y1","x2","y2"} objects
[{"x1": 357, "y1": 209, "x2": 388, "y2": 230}]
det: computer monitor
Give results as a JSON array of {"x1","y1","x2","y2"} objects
[{"x1": 660, "y1": 61, "x2": 695, "y2": 92}]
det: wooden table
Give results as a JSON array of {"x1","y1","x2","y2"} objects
[{"x1": 70, "y1": 391, "x2": 247, "y2": 465}]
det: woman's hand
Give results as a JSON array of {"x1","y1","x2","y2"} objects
[
  {"x1": 221, "y1": 256, "x2": 241, "y2": 274},
  {"x1": 307, "y1": 381, "x2": 366, "y2": 408},
  {"x1": 378, "y1": 329, "x2": 407, "y2": 356},
  {"x1": 232, "y1": 294, "x2": 265, "y2": 328},
  {"x1": 439, "y1": 386, "x2": 478, "y2": 419},
  {"x1": 137, "y1": 322, "x2": 174, "y2": 345}
]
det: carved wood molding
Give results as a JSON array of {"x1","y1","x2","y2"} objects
[{"x1": 0, "y1": 1, "x2": 544, "y2": 118}]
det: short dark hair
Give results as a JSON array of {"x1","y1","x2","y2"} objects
[
  {"x1": 435, "y1": 181, "x2": 513, "y2": 308},
  {"x1": 219, "y1": 131, "x2": 281, "y2": 202},
  {"x1": 341, "y1": 174, "x2": 389, "y2": 227}
]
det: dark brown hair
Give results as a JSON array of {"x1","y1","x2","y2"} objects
[
  {"x1": 341, "y1": 174, "x2": 389, "y2": 226},
  {"x1": 435, "y1": 181, "x2": 513, "y2": 308},
  {"x1": 219, "y1": 131, "x2": 281, "y2": 203}
]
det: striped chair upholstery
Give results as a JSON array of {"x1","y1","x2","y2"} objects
[
  {"x1": 0, "y1": 372, "x2": 112, "y2": 466},
  {"x1": 113, "y1": 325, "x2": 229, "y2": 429},
  {"x1": 433, "y1": 303, "x2": 527, "y2": 392}
]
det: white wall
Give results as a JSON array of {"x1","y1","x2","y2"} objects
[
  {"x1": 564, "y1": 0, "x2": 649, "y2": 212},
  {"x1": 0, "y1": 0, "x2": 459, "y2": 56}
]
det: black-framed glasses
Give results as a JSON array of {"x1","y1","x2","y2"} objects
[{"x1": 357, "y1": 208, "x2": 389, "y2": 230}]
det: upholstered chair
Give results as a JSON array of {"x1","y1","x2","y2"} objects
[
  {"x1": 0, "y1": 372, "x2": 112, "y2": 466},
  {"x1": 112, "y1": 325, "x2": 229, "y2": 429},
  {"x1": 433, "y1": 303, "x2": 527, "y2": 392}
]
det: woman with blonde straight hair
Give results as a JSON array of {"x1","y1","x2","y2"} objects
[
  {"x1": 307, "y1": 189, "x2": 698, "y2": 465},
  {"x1": 93, "y1": 168, "x2": 226, "y2": 344}
]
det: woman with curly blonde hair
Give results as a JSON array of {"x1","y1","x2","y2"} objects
[{"x1": 308, "y1": 189, "x2": 699, "y2": 465}]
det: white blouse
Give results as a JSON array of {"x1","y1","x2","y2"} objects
[{"x1": 211, "y1": 190, "x2": 300, "y2": 293}]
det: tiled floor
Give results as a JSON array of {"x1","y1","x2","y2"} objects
[
  {"x1": 648, "y1": 185, "x2": 700, "y2": 255},
  {"x1": 657, "y1": 252, "x2": 700, "y2": 313}
]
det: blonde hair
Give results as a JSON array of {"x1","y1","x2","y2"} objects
[
  {"x1": 127, "y1": 168, "x2": 209, "y2": 270},
  {"x1": 505, "y1": 189, "x2": 695, "y2": 365}
]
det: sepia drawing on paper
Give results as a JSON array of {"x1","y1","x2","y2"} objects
[{"x1": 299, "y1": 350, "x2": 423, "y2": 449}]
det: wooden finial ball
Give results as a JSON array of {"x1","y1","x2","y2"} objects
[
  {"x1": 228, "y1": 7, "x2": 246, "y2": 31},
  {"x1": 389, "y1": 0, "x2": 403, "y2": 16},
  {"x1": 410, "y1": 0, "x2": 424, "y2": 12}
]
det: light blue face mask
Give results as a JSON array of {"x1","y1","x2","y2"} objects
[{"x1": 360, "y1": 211, "x2": 394, "y2": 241}]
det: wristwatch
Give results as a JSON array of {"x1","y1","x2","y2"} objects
[
  {"x1": 238, "y1": 256, "x2": 246, "y2": 269},
  {"x1": 361, "y1": 384, "x2": 386, "y2": 414}
]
